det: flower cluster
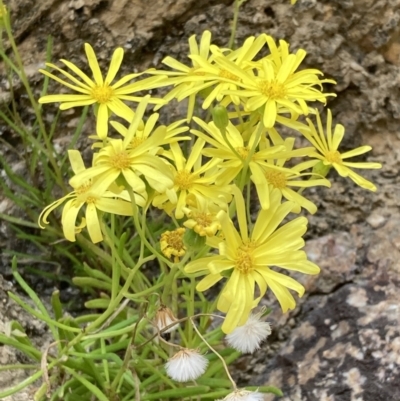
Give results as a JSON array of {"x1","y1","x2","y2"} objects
[{"x1": 39, "y1": 31, "x2": 381, "y2": 340}]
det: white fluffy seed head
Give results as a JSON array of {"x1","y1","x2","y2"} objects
[
  {"x1": 155, "y1": 305, "x2": 179, "y2": 333},
  {"x1": 165, "y1": 348, "x2": 208, "y2": 382},
  {"x1": 225, "y1": 312, "x2": 271, "y2": 354},
  {"x1": 216, "y1": 389, "x2": 265, "y2": 400}
]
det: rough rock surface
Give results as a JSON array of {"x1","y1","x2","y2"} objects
[{"x1": 1, "y1": 0, "x2": 399, "y2": 400}]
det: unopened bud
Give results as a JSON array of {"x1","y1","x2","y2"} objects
[
  {"x1": 155, "y1": 305, "x2": 179, "y2": 334},
  {"x1": 212, "y1": 105, "x2": 229, "y2": 131},
  {"x1": 183, "y1": 228, "x2": 206, "y2": 251},
  {"x1": 312, "y1": 160, "x2": 332, "y2": 178}
]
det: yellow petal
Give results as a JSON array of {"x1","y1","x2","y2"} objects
[
  {"x1": 39, "y1": 69, "x2": 91, "y2": 94},
  {"x1": 96, "y1": 103, "x2": 109, "y2": 139},
  {"x1": 84, "y1": 43, "x2": 104, "y2": 86},
  {"x1": 62, "y1": 199, "x2": 82, "y2": 242},
  {"x1": 85, "y1": 202, "x2": 103, "y2": 243},
  {"x1": 105, "y1": 47, "x2": 124, "y2": 85},
  {"x1": 60, "y1": 59, "x2": 95, "y2": 88},
  {"x1": 68, "y1": 150, "x2": 86, "y2": 174},
  {"x1": 263, "y1": 99, "x2": 277, "y2": 128},
  {"x1": 45, "y1": 62, "x2": 92, "y2": 91},
  {"x1": 185, "y1": 256, "x2": 220, "y2": 273},
  {"x1": 196, "y1": 273, "x2": 223, "y2": 292}
]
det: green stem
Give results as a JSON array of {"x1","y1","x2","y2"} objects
[
  {"x1": 126, "y1": 185, "x2": 174, "y2": 269},
  {"x1": 228, "y1": 0, "x2": 246, "y2": 49},
  {"x1": 238, "y1": 121, "x2": 264, "y2": 190}
]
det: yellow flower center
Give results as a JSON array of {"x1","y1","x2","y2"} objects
[
  {"x1": 235, "y1": 146, "x2": 249, "y2": 160},
  {"x1": 258, "y1": 79, "x2": 286, "y2": 99},
  {"x1": 75, "y1": 181, "x2": 98, "y2": 204},
  {"x1": 193, "y1": 212, "x2": 213, "y2": 228},
  {"x1": 109, "y1": 151, "x2": 131, "y2": 170},
  {"x1": 160, "y1": 228, "x2": 186, "y2": 262},
  {"x1": 130, "y1": 137, "x2": 145, "y2": 148},
  {"x1": 264, "y1": 169, "x2": 287, "y2": 189},
  {"x1": 75, "y1": 181, "x2": 92, "y2": 195},
  {"x1": 91, "y1": 85, "x2": 114, "y2": 104},
  {"x1": 85, "y1": 196, "x2": 97, "y2": 204},
  {"x1": 175, "y1": 170, "x2": 195, "y2": 190},
  {"x1": 219, "y1": 69, "x2": 240, "y2": 81},
  {"x1": 325, "y1": 150, "x2": 342, "y2": 164},
  {"x1": 235, "y1": 243, "x2": 255, "y2": 274}
]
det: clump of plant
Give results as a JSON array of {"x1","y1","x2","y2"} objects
[{"x1": 0, "y1": 0, "x2": 381, "y2": 400}]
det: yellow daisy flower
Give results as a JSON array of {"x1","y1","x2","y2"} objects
[
  {"x1": 185, "y1": 187, "x2": 320, "y2": 333},
  {"x1": 182, "y1": 195, "x2": 222, "y2": 237},
  {"x1": 298, "y1": 109, "x2": 382, "y2": 191},
  {"x1": 68, "y1": 99, "x2": 174, "y2": 196},
  {"x1": 251, "y1": 137, "x2": 331, "y2": 213},
  {"x1": 39, "y1": 43, "x2": 166, "y2": 139},
  {"x1": 191, "y1": 117, "x2": 315, "y2": 202},
  {"x1": 39, "y1": 150, "x2": 145, "y2": 243},
  {"x1": 152, "y1": 138, "x2": 232, "y2": 219},
  {"x1": 213, "y1": 36, "x2": 336, "y2": 128},
  {"x1": 160, "y1": 227, "x2": 187, "y2": 263},
  {"x1": 110, "y1": 114, "x2": 190, "y2": 150},
  {"x1": 191, "y1": 117, "x2": 283, "y2": 185},
  {"x1": 176, "y1": 34, "x2": 268, "y2": 109},
  {"x1": 152, "y1": 30, "x2": 214, "y2": 121}
]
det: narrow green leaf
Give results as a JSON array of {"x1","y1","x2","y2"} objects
[
  {"x1": 8, "y1": 293, "x2": 80, "y2": 333},
  {"x1": 247, "y1": 385, "x2": 283, "y2": 396},
  {"x1": 141, "y1": 385, "x2": 210, "y2": 400},
  {"x1": 64, "y1": 368, "x2": 109, "y2": 401},
  {"x1": 84, "y1": 299, "x2": 111, "y2": 309},
  {"x1": 72, "y1": 277, "x2": 112, "y2": 291}
]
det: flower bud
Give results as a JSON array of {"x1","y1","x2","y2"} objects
[
  {"x1": 212, "y1": 105, "x2": 229, "y2": 131},
  {"x1": 183, "y1": 228, "x2": 206, "y2": 251},
  {"x1": 312, "y1": 160, "x2": 331, "y2": 178},
  {"x1": 155, "y1": 305, "x2": 179, "y2": 334}
]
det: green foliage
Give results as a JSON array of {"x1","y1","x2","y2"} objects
[{"x1": 0, "y1": 258, "x2": 285, "y2": 400}]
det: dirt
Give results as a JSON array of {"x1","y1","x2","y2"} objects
[{"x1": 0, "y1": 0, "x2": 400, "y2": 400}]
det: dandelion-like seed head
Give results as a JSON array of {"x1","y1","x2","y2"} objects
[
  {"x1": 226, "y1": 311, "x2": 272, "y2": 354},
  {"x1": 264, "y1": 169, "x2": 287, "y2": 189},
  {"x1": 259, "y1": 79, "x2": 286, "y2": 99},
  {"x1": 175, "y1": 170, "x2": 195, "y2": 190},
  {"x1": 90, "y1": 85, "x2": 114, "y2": 104},
  {"x1": 165, "y1": 348, "x2": 208, "y2": 382},
  {"x1": 217, "y1": 389, "x2": 265, "y2": 401},
  {"x1": 219, "y1": 69, "x2": 240, "y2": 82},
  {"x1": 160, "y1": 228, "x2": 187, "y2": 262},
  {"x1": 325, "y1": 150, "x2": 342, "y2": 164}
]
